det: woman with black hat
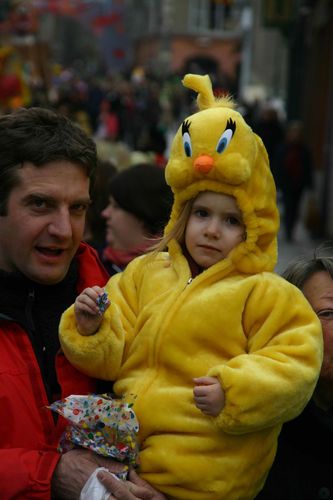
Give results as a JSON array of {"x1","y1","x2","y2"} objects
[{"x1": 101, "y1": 163, "x2": 173, "y2": 275}]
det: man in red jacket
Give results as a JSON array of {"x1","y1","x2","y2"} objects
[{"x1": 0, "y1": 107, "x2": 165, "y2": 500}]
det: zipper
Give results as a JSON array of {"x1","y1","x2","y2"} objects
[
  {"x1": 24, "y1": 288, "x2": 53, "y2": 405},
  {"x1": 25, "y1": 288, "x2": 36, "y2": 334}
]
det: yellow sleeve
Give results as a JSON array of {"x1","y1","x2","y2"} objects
[
  {"x1": 59, "y1": 257, "x2": 143, "y2": 380},
  {"x1": 208, "y1": 275, "x2": 323, "y2": 433}
]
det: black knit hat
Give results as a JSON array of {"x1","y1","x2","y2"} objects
[{"x1": 108, "y1": 163, "x2": 173, "y2": 235}]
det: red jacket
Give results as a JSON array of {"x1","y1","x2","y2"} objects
[{"x1": 0, "y1": 242, "x2": 108, "y2": 499}]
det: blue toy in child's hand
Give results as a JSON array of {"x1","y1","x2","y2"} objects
[{"x1": 96, "y1": 292, "x2": 109, "y2": 314}]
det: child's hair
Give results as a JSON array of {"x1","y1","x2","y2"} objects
[{"x1": 152, "y1": 198, "x2": 194, "y2": 252}]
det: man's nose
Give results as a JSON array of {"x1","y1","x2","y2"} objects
[{"x1": 48, "y1": 209, "x2": 72, "y2": 239}]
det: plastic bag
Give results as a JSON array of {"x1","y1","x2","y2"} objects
[{"x1": 80, "y1": 467, "x2": 117, "y2": 500}]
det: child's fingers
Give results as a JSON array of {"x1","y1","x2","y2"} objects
[
  {"x1": 194, "y1": 397, "x2": 205, "y2": 408},
  {"x1": 76, "y1": 287, "x2": 110, "y2": 315},
  {"x1": 75, "y1": 294, "x2": 100, "y2": 315},
  {"x1": 193, "y1": 393, "x2": 207, "y2": 404},
  {"x1": 80, "y1": 286, "x2": 107, "y2": 301},
  {"x1": 193, "y1": 376, "x2": 218, "y2": 386},
  {"x1": 81, "y1": 286, "x2": 101, "y2": 301},
  {"x1": 90, "y1": 285, "x2": 106, "y2": 295},
  {"x1": 194, "y1": 399, "x2": 207, "y2": 410},
  {"x1": 76, "y1": 302, "x2": 100, "y2": 316},
  {"x1": 194, "y1": 400, "x2": 211, "y2": 413},
  {"x1": 76, "y1": 287, "x2": 99, "y2": 307},
  {"x1": 194, "y1": 395, "x2": 218, "y2": 415},
  {"x1": 193, "y1": 385, "x2": 209, "y2": 397}
]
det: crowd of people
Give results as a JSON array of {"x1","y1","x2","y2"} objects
[
  {"x1": 1, "y1": 66, "x2": 188, "y2": 170},
  {"x1": 0, "y1": 69, "x2": 330, "y2": 500},
  {"x1": 1, "y1": 54, "x2": 321, "y2": 243}
]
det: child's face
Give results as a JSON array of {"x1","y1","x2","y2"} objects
[{"x1": 185, "y1": 191, "x2": 245, "y2": 269}]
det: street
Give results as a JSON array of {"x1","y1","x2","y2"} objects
[{"x1": 276, "y1": 223, "x2": 327, "y2": 274}]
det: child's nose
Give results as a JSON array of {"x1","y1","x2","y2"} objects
[{"x1": 205, "y1": 218, "x2": 220, "y2": 238}]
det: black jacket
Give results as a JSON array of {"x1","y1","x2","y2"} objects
[{"x1": 257, "y1": 399, "x2": 333, "y2": 500}]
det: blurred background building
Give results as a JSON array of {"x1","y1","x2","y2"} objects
[{"x1": 0, "y1": 0, "x2": 332, "y2": 239}]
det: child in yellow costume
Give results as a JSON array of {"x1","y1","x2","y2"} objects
[{"x1": 59, "y1": 74, "x2": 323, "y2": 499}]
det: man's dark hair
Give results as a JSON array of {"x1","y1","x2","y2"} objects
[{"x1": 0, "y1": 107, "x2": 97, "y2": 215}]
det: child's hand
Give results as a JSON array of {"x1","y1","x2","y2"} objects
[
  {"x1": 74, "y1": 286, "x2": 110, "y2": 336},
  {"x1": 193, "y1": 376, "x2": 225, "y2": 417}
]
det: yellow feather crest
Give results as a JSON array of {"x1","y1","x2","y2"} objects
[{"x1": 182, "y1": 73, "x2": 235, "y2": 110}]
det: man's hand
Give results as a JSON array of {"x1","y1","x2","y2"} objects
[
  {"x1": 74, "y1": 286, "x2": 110, "y2": 336},
  {"x1": 97, "y1": 469, "x2": 167, "y2": 499},
  {"x1": 51, "y1": 448, "x2": 126, "y2": 499},
  {"x1": 193, "y1": 376, "x2": 225, "y2": 416}
]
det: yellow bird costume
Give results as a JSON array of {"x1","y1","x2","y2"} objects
[{"x1": 60, "y1": 74, "x2": 322, "y2": 499}]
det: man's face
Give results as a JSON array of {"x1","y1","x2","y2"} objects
[{"x1": 0, "y1": 161, "x2": 90, "y2": 284}]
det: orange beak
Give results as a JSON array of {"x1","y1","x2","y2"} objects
[{"x1": 194, "y1": 154, "x2": 214, "y2": 174}]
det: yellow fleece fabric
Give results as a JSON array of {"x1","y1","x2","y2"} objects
[{"x1": 59, "y1": 74, "x2": 323, "y2": 499}]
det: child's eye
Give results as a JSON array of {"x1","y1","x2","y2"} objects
[
  {"x1": 194, "y1": 208, "x2": 208, "y2": 217},
  {"x1": 226, "y1": 216, "x2": 242, "y2": 225}
]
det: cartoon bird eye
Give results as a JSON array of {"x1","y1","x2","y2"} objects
[
  {"x1": 182, "y1": 132, "x2": 192, "y2": 157},
  {"x1": 182, "y1": 119, "x2": 192, "y2": 157},
  {"x1": 216, "y1": 118, "x2": 236, "y2": 154}
]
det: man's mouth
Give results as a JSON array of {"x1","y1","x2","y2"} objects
[{"x1": 36, "y1": 247, "x2": 65, "y2": 256}]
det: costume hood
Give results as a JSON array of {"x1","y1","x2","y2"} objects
[{"x1": 164, "y1": 73, "x2": 279, "y2": 273}]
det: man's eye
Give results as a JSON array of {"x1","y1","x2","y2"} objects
[
  {"x1": 71, "y1": 204, "x2": 88, "y2": 214},
  {"x1": 32, "y1": 198, "x2": 47, "y2": 209}
]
